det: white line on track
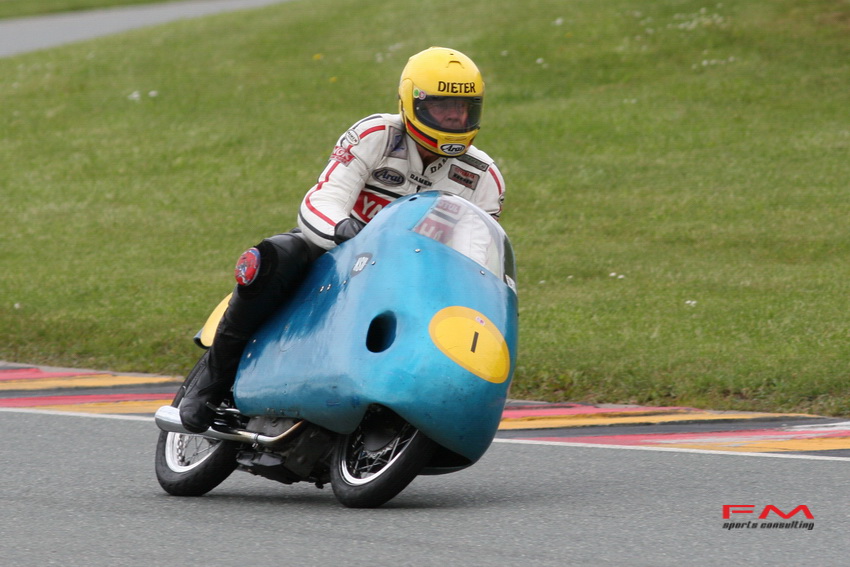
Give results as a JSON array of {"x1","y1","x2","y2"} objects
[
  {"x1": 5, "y1": 407, "x2": 849, "y2": 462},
  {"x1": 788, "y1": 421, "x2": 850, "y2": 430},
  {"x1": 0, "y1": 407, "x2": 152, "y2": 421},
  {"x1": 493, "y1": 438, "x2": 850, "y2": 462}
]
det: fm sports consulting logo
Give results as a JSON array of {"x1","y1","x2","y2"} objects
[{"x1": 722, "y1": 504, "x2": 814, "y2": 531}]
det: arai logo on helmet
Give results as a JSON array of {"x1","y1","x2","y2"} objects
[{"x1": 440, "y1": 143, "x2": 466, "y2": 155}]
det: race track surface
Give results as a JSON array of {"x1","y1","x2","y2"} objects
[{"x1": 0, "y1": 0, "x2": 294, "y2": 57}]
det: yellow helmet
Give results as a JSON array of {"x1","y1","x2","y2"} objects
[{"x1": 398, "y1": 47, "x2": 484, "y2": 157}]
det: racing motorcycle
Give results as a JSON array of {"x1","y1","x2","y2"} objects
[{"x1": 154, "y1": 191, "x2": 518, "y2": 508}]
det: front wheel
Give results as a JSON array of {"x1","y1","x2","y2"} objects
[
  {"x1": 154, "y1": 377, "x2": 239, "y2": 496},
  {"x1": 155, "y1": 430, "x2": 239, "y2": 496},
  {"x1": 330, "y1": 408, "x2": 437, "y2": 508}
]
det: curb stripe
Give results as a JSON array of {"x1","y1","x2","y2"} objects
[
  {"x1": 0, "y1": 393, "x2": 174, "y2": 407},
  {"x1": 498, "y1": 411, "x2": 812, "y2": 430},
  {"x1": 501, "y1": 405, "x2": 697, "y2": 418},
  {"x1": 24, "y1": 400, "x2": 174, "y2": 414},
  {"x1": 3, "y1": 367, "x2": 845, "y2": 457},
  {"x1": 0, "y1": 368, "x2": 106, "y2": 380},
  {"x1": 493, "y1": 438, "x2": 850, "y2": 461},
  {"x1": 0, "y1": 375, "x2": 181, "y2": 391}
]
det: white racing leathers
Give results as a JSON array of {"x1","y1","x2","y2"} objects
[{"x1": 297, "y1": 113, "x2": 506, "y2": 251}]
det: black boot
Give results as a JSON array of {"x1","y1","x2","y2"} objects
[{"x1": 178, "y1": 333, "x2": 246, "y2": 433}]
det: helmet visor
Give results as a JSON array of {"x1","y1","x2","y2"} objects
[{"x1": 414, "y1": 94, "x2": 483, "y2": 134}]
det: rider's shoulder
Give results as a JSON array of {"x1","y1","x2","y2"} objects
[
  {"x1": 342, "y1": 113, "x2": 400, "y2": 143},
  {"x1": 454, "y1": 145, "x2": 499, "y2": 173}
]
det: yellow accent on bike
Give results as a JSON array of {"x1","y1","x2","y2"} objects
[
  {"x1": 198, "y1": 294, "x2": 232, "y2": 348},
  {"x1": 428, "y1": 306, "x2": 510, "y2": 383}
]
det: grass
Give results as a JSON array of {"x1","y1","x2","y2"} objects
[
  {"x1": 2, "y1": 0, "x2": 850, "y2": 415},
  {"x1": 0, "y1": 0, "x2": 173, "y2": 19}
]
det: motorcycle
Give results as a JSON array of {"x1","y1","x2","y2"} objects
[{"x1": 154, "y1": 191, "x2": 518, "y2": 508}]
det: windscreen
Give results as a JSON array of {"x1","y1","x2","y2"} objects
[{"x1": 411, "y1": 194, "x2": 517, "y2": 293}]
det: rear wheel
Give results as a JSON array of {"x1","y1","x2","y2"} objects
[
  {"x1": 154, "y1": 378, "x2": 239, "y2": 496},
  {"x1": 330, "y1": 407, "x2": 436, "y2": 508}
]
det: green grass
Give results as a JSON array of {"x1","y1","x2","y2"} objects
[
  {"x1": 0, "y1": 0, "x2": 172, "y2": 19},
  {"x1": 2, "y1": 0, "x2": 850, "y2": 415}
]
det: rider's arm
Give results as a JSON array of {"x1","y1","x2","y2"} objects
[
  {"x1": 464, "y1": 149, "x2": 506, "y2": 222},
  {"x1": 297, "y1": 117, "x2": 388, "y2": 250}
]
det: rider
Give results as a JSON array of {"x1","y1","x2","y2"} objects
[{"x1": 179, "y1": 46, "x2": 507, "y2": 433}]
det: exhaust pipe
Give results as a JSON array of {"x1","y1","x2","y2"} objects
[{"x1": 154, "y1": 405, "x2": 304, "y2": 447}]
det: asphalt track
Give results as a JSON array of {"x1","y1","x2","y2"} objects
[
  {"x1": 4, "y1": 408, "x2": 847, "y2": 567},
  {"x1": 0, "y1": 0, "x2": 294, "y2": 57}
]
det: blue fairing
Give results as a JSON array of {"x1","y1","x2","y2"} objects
[{"x1": 233, "y1": 192, "x2": 518, "y2": 466}]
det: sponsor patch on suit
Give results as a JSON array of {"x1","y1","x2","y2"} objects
[{"x1": 449, "y1": 164, "x2": 480, "y2": 190}]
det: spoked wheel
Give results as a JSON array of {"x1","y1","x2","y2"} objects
[
  {"x1": 155, "y1": 430, "x2": 239, "y2": 496},
  {"x1": 154, "y1": 380, "x2": 239, "y2": 496},
  {"x1": 330, "y1": 407, "x2": 437, "y2": 508}
]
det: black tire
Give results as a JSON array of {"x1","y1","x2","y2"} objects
[
  {"x1": 330, "y1": 408, "x2": 437, "y2": 508},
  {"x1": 154, "y1": 380, "x2": 239, "y2": 496}
]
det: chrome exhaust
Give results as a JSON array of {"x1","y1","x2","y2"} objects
[{"x1": 154, "y1": 405, "x2": 304, "y2": 447}]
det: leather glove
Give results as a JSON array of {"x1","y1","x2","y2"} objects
[{"x1": 333, "y1": 218, "x2": 366, "y2": 244}]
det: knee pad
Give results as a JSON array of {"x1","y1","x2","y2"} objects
[
  {"x1": 234, "y1": 248, "x2": 262, "y2": 287},
  {"x1": 234, "y1": 232, "x2": 312, "y2": 298}
]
